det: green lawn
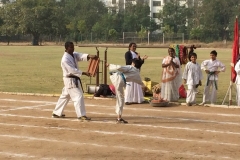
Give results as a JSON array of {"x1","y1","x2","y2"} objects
[{"x1": 0, "y1": 45, "x2": 236, "y2": 105}]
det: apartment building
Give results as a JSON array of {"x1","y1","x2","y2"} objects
[{"x1": 100, "y1": 0, "x2": 188, "y2": 24}]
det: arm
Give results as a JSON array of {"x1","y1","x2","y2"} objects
[
  {"x1": 201, "y1": 60, "x2": 210, "y2": 74},
  {"x1": 182, "y1": 63, "x2": 189, "y2": 83},
  {"x1": 125, "y1": 51, "x2": 132, "y2": 65},
  {"x1": 75, "y1": 52, "x2": 97, "y2": 61}
]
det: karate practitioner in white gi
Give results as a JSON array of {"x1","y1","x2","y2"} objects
[
  {"x1": 52, "y1": 41, "x2": 97, "y2": 121},
  {"x1": 234, "y1": 55, "x2": 240, "y2": 106},
  {"x1": 107, "y1": 58, "x2": 145, "y2": 123},
  {"x1": 200, "y1": 50, "x2": 225, "y2": 105},
  {"x1": 182, "y1": 53, "x2": 202, "y2": 106}
]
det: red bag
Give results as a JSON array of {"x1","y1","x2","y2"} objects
[{"x1": 179, "y1": 84, "x2": 187, "y2": 98}]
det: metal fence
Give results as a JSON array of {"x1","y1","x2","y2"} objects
[{"x1": 0, "y1": 32, "x2": 234, "y2": 45}]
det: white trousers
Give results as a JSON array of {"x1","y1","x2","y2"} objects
[
  {"x1": 203, "y1": 80, "x2": 217, "y2": 104},
  {"x1": 53, "y1": 87, "x2": 86, "y2": 118},
  {"x1": 236, "y1": 84, "x2": 240, "y2": 106},
  {"x1": 110, "y1": 73, "x2": 125, "y2": 115},
  {"x1": 186, "y1": 85, "x2": 197, "y2": 104},
  {"x1": 125, "y1": 82, "x2": 144, "y2": 103}
]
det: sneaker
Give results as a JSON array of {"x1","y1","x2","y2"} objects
[
  {"x1": 52, "y1": 113, "x2": 65, "y2": 118},
  {"x1": 78, "y1": 116, "x2": 91, "y2": 121},
  {"x1": 125, "y1": 102, "x2": 131, "y2": 105},
  {"x1": 116, "y1": 118, "x2": 128, "y2": 124},
  {"x1": 199, "y1": 102, "x2": 206, "y2": 106}
]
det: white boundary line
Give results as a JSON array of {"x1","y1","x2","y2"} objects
[
  {"x1": 2, "y1": 98, "x2": 240, "y2": 118},
  {"x1": 0, "y1": 122, "x2": 239, "y2": 147},
  {"x1": 0, "y1": 151, "x2": 55, "y2": 160},
  {"x1": 0, "y1": 134, "x2": 233, "y2": 160}
]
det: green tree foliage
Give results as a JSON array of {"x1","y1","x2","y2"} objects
[{"x1": 158, "y1": 0, "x2": 189, "y2": 34}]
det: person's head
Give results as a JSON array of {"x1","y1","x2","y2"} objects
[
  {"x1": 132, "y1": 58, "x2": 142, "y2": 69},
  {"x1": 168, "y1": 48, "x2": 175, "y2": 57},
  {"x1": 210, "y1": 50, "x2": 217, "y2": 60},
  {"x1": 128, "y1": 42, "x2": 137, "y2": 51},
  {"x1": 65, "y1": 41, "x2": 74, "y2": 54},
  {"x1": 189, "y1": 52, "x2": 197, "y2": 63}
]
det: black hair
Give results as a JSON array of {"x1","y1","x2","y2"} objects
[
  {"x1": 132, "y1": 58, "x2": 142, "y2": 69},
  {"x1": 188, "y1": 52, "x2": 197, "y2": 61},
  {"x1": 168, "y1": 47, "x2": 175, "y2": 52},
  {"x1": 210, "y1": 50, "x2": 217, "y2": 56},
  {"x1": 128, "y1": 42, "x2": 136, "y2": 50},
  {"x1": 65, "y1": 41, "x2": 74, "y2": 50}
]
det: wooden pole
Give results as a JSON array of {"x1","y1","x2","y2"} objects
[
  {"x1": 96, "y1": 47, "x2": 99, "y2": 86},
  {"x1": 104, "y1": 47, "x2": 108, "y2": 84}
]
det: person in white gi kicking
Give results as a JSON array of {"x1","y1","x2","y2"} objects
[
  {"x1": 52, "y1": 41, "x2": 97, "y2": 121},
  {"x1": 107, "y1": 58, "x2": 146, "y2": 124}
]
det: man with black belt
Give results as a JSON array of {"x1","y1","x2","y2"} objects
[{"x1": 52, "y1": 41, "x2": 97, "y2": 121}]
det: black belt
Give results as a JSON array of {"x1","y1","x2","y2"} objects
[{"x1": 67, "y1": 75, "x2": 84, "y2": 93}]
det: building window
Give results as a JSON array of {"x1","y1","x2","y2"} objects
[
  {"x1": 112, "y1": 0, "x2": 116, "y2": 4},
  {"x1": 153, "y1": 13, "x2": 159, "y2": 18},
  {"x1": 153, "y1": 1, "x2": 161, "y2": 6}
]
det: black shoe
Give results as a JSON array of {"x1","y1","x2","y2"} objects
[
  {"x1": 116, "y1": 118, "x2": 128, "y2": 124},
  {"x1": 125, "y1": 102, "x2": 131, "y2": 105},
  {"x1": 78, "y1": 116, "x2": 91, "y2": 121},
  {"x1": 52, "y1": 113, "x2": 66, "y2": 118}
]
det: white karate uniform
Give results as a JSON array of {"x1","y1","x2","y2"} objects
[
  {"x1": 182, "y1": 62, "x2": 202, "y2": 104},
  {"x1": 125, "y1": 51, "x2": 144, "y2": 103},
  {"x1": 109, "y1": 64, "x2": 143, "y2": 115},
  {"x1": 53, "y1": 52, "x2": 88, "y2": 118},
  {"x1": 201, "y1": 59, "x2": 225, "y2": 104},
  {"x1": 234, "y1": 61, "x2": 240, "y2": 106}
]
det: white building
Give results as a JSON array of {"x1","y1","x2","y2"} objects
[{"x1": 100, "y1": 0, "x2": 188, "y2": 24}]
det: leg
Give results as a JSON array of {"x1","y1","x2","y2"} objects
[
  {"x1": 210, "y1": 80, "x2": 218, "y2": 104},
  {"x1": 68, "y1": 87, "x2": 86, "y2": 118},
  {"x1": 53, "y1": 87, "x2": 70, "y2": 116},
  {"x1": 202, "y1": 80, "x2": 212, "y2": 103},
  {"x1": 186, "y1": 85, "x2": 194, "y2": 105}
]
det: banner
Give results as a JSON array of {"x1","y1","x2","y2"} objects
[{"x1": 231, "y1": 17, "x2": 239, "y2": 82}]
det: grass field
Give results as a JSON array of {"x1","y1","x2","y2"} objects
[{"x1": 0, "y1": 45, "x2": 236, "y2": 105}]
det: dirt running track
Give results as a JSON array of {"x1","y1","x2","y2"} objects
[{"x1": 1, "y1": 93, "x2": 240, "y2": 160}]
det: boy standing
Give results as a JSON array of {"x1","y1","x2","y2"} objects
[
  {"x1": 182, "y1": 53, "x2": 202, "y2": 106},
  {"x1": 107, "y1": 58, "x2": 145, "y2": 124},
  {"x1": 200, "y1": 50, "x2": 226, "y2": 105},
  {"x1": 52, "y1": 41, "x2": 97, "y2": 121}
]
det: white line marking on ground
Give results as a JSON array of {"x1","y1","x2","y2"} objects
[
  {"x1": 0, "y1": 151, "x2": 36, "y2": 158},
  {"x1": 0, "y1": 120, "x2": 240, "y2": 147},
  {"x1": 0, "y1": 134, "x2": 233, "y2": 159},
  {"x1": 0, "y1": 104, "x2": 53, "y2": 112},
  {"x1": 1, "y1": 98, "x2": 240, "y2": 118}
]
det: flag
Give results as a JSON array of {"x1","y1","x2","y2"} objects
[{"x1": 231, "y1": 16, "x2": 239, "y2": 82}]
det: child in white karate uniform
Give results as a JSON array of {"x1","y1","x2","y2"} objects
[
  {"x1": 234, "y1": 55, "x2": 240, "y2": 106},
  {"x1": 107, "y1": 58, "x2": 145, "y2": 124},
  {"x1": 200, "y1": 50, "x2": 226, "y2": 105},
  {"x1": 182, "y1": 53, "x2": 202, "y2": 106}
]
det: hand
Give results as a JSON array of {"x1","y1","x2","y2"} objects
[
  {"x1": 199, "y1": 80, "x2": 202, "y2": 86},
  {"x1": 88, "y1": 55, "x2": 98, "y2": 59},
  {"x1": 230, "y1": 62, "x2": 234, "y2": 67},
  {"x1": 83, "y1": 72, "x2": 91, "y2": 77},
  {"x1": 205, "y1": 70, "x2": 210, "y2": 74},
  {"x1": 105, "y1": 63, "x2": 109, "y2": 67},
  {"x1": 183, "y1": 79, "x2": 187, "y2": 84},
  {"x1": 143, "y1": 55, "x2": 148, "y2": 60},
  {"x1": 215, "y1": 71, "x2": 220, "y2": 75}
]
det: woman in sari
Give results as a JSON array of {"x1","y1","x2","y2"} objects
[{"x1": 161, "y1": 48, "x2": 182, "y2": 102}]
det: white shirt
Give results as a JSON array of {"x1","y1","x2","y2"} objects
[
  {"x1": 61, "y1": 52, "x2": 88, "y2": 88},
  {"x1": 130, "y1": 50, "x2": 138, "y2": 59},
  {"x1": 182, "y1": 62, "x2": 203, "y2": 85},
  {"x1": 201, "y1": 59, "x2": 225, "y2": 80},
  {"x1": 235, "y1": 61, "x2": 240, "y2": 84},
  {"x1": 109, "y1": 64, "x2": 143, "y2": 85}
]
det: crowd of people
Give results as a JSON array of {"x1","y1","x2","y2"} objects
[{"x1": 52, "y1": 41, "x2": 233, "y2": 124}]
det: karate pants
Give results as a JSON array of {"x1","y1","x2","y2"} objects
[
  {"x1": 186, "y1": 85, "x2": 197, "y2": 104},
  {"x1": 110, "y1": 73, "x2": 125, "y2": 115},
  {"x1": 203, "y1": 80, "x2": 217, "y2": 104},
  {"x1": 236, "y1": 84, "x2": 240, "y2": 106},
  {"x1": 53, "y1": 87, "x2": 86, "y2": 118}
]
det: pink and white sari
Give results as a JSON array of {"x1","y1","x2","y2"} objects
[{"x1": 161, "y1": 56, "x2": 182, "y2": 102}]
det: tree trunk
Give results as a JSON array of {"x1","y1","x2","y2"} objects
[{"x1": 32, "y1": 33, "x2": 40, "y2": 46}]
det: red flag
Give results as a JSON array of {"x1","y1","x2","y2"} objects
[{"x1": 231, "y1": 17, "x2": 239, "y2": 82}]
